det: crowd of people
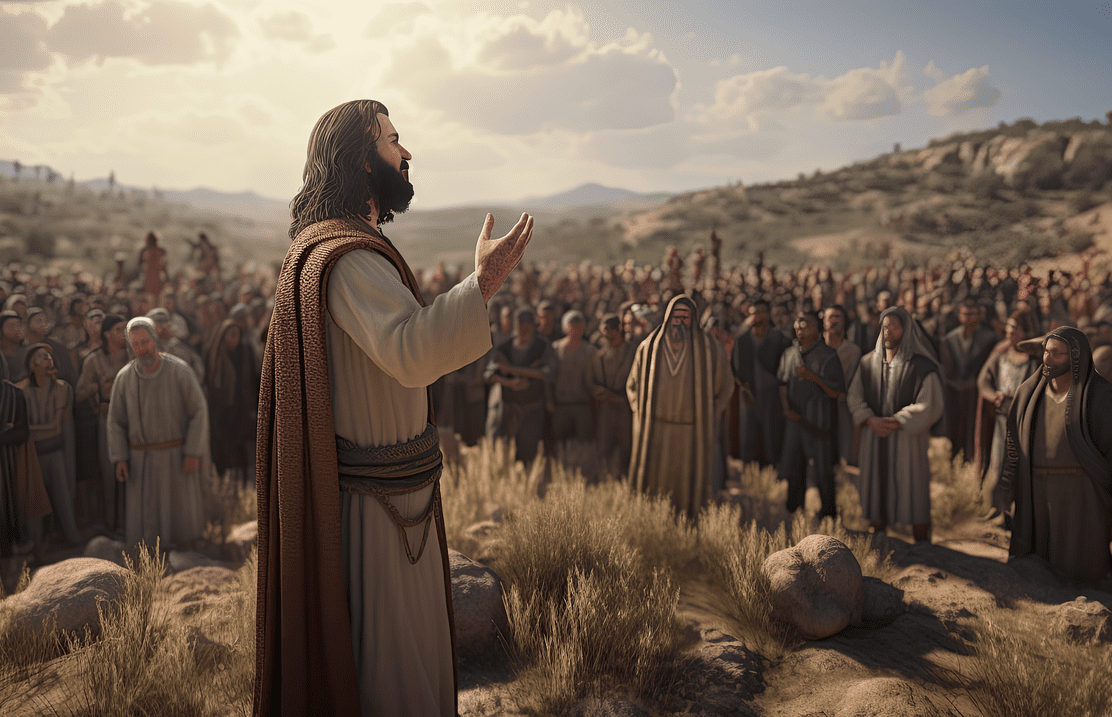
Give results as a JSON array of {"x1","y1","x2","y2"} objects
[
  {"x1": 0, "y1": 231, "x2": 269, "y2": 571},
  {"x1": 1, "y1": 226, "x2": 1111, "y2": 587}
]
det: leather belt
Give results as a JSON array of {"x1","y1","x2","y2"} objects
[{"x1": 130, "y1": 438, "x2": 185, "y2": 451}]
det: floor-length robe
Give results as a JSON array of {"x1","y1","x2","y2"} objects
[
  {"x1": 106, "y1": 355, "x2": 208, "y2": 548},
  {"x1": 327, "y1": 246, "x2": 490, "y2": 716}
]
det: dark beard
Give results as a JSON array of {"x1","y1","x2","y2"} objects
[
  {"x1": 668, "y1": 324, "x2": 687, "y2": 344},
  {"x1": 368, "y1": 152, "x2": 413, "y2": 224},
  {"x1": 1042, "y1": 362, "x2": 1070, "y2": 379}
]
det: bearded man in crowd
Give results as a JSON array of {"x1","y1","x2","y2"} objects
[
  {"x1": 941, "y1": 299, "x2": 999, "y2": 461},
  {"x1": 823, "y1": 304, "x2": 862, "y2": 465},
  {"x1": 107, "y1": 318, "x2": 208, "y2": 551},
  {"x1": 627, "y1": 295, "x2": 733, "y2": 518},
  {"x1": 848, "y1": 306, "x2": 946, "y2": 543},
  {"x1": 550, "y1": 310, "x2": 596, "y2": 447},
  {"x1": 1004, "y1": 327, "x2": 1112, "y2": 585},
  {"x1": 730, "y1": 299, "x2": 789, "y2": 466},
  {"x1": 254, "y1": 99, "x2": 532, "y2": 717},
  {"x1": 147, "y1": 308, "x2": 205, "y2": 384}
]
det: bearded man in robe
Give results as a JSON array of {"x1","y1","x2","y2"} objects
[
  {"x1": 1004, "y1": 327, "x2": 1112, "y2": 585},
  {"x1": 254, "y1": 100, "x2": 533, "y2": 717},
  {"x1": 847, "y1": 306, "x2": 946, "y2": 543},
  {"x1": 731, "y1": 300, "x2": 790, "y2": 467},
  {"x1": 107, "y1": 318, "x2": 208, "y2": 551},
  {"x1": 591, "y1": 314, "x2": 635, "y2": 473},
  {"x1": 940, "y1": 299, "x2": 999, "y2": 461},
  {"x1": 627, "y1": 295, "x2": 733, "y2": 518}
]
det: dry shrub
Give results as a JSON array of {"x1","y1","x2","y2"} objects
[
  {"x1": 495, "y1": 470, "x2": 691, "y2": 713},
  {"x1": 201, "y1": 464, "x2": 258, "y2": 545},
  {"x1": 732, "y1": 461, "x2": 789, "y2": 530},
  {"x1": 440, "y1": 436, "x2": 546, "y2": 553},
  {"x1": 964, "y1": 610, "x2": 1112, "y2": 716},
  {"x1": 929, "y1": 441, "x2": 988, "y2": 530}
]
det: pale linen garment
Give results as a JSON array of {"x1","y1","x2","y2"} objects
[
  {"x1": 106, "y1": 355, "x2": 208, "y2": 548},
  {"x1": 325, "y1": 249, "x2": 490, "y2": 717},
  {"x1": 847, "y1": 361, "x2": 944, "y2": 525}
]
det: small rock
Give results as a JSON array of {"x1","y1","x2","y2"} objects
[
  {"x1": 83, "y1": 536, "x2": 129, "y2": 568},
  {"x1": 763, "y1": 534, "x2": 864, "y2": 640},
  {"x1": 223, "y1": 521, "x2": 257, "y2": 564},
  {"x1": 167, "y1": 551, "x2": 235, "y2": 573},
  {"x1": 3, "y1": 558, "x2": 128, "y2": 643},
  {"x1": 449, "y1": 549, "x2": 509, "y2": 664},
  {"x1": 1048, "y1": 597, "x2": 1112, "y2": 645}
]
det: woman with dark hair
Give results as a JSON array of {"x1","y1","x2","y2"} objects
[
  {"x1": 74, "y1": 314, "x2": 129, "y2": 532},
  {"x1": 976, "y1": 309, "x2": 1040, "y2": 520}
]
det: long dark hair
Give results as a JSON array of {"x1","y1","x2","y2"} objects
[{"x1": 289, "y1": 99, "x2": 391, "y2": 239}]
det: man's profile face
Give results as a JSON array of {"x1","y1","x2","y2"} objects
[
  {"x1": 1042, "y1": 337, "x2": 1071, "y2": 378},
  {"x1": 107, "y1": 322, "x2": 127, "y2": 350},
  {"x1": 823, "y1": 308, "x2": 845, "y2": 335},
  {"x1": 881, "y1": 314, "x2": 903, "y2": 351},
  {"x1": 30, "y1": 348, "x2": 53, "y2": 373},
  {"x1": 749, "y1": 304, "x2": 770, "y2": 328},
  {"x1": 538, "y1": 310, "x2": 556, "y2": 333},
  {"x1": 365, "y1": 112, "x2": 414, "y2": 219}
]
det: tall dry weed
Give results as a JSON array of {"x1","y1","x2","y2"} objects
[
  {"x1": 963, "y1": 610, "x2": 1112, "y2": 716},
  {"x1": 929, "y1": 442, "x2": 988, "y2": 531},
  {"x1": 494, "y1": 470, "x2": 691, "y2": 712}
]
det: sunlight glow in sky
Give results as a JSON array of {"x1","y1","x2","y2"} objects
[{"x1": 2, "y1": 0, "x2": 1109, "y2": 208}]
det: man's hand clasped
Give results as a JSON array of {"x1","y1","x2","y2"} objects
[
  {"x1": 867, "y1": 416, "x2": 901, "y2": 438},
  {"x1": 475, "y1": 213, "x2": 534, "y2": 304}
]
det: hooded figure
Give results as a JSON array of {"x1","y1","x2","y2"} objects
[
  {"x1": 627, "y1": 295, "x2": 733, "y2": 518},
  {"x1": 847, "y1": 305, "x2": 946, "y2": 540},
  {"x1": 1004, "y1": 326, "x2": 1112, "y2": 585}
]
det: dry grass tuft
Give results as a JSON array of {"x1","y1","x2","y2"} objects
[
  {"x1": 493, "y1": 464, "x2": 692, "y2": 713},
  {"x1": 963, "y1": 609, "x2": 1112, "y2": 716},
  {"x1": 929, "y1": 442, "x2": 988, "y2": 531},
  {"x1": 201, "y1": 465, "x2": 258, "y2": 546}
]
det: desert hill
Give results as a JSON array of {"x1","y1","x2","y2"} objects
[{"x1": 3, "y1": 113, "x2": 1112, "y2": 277}]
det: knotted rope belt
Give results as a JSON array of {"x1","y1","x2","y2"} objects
[{"x1": 337, "y1": 424, "x2": 443, "y2": 565}]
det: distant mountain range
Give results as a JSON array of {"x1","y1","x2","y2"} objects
[{"x1": 0, "y1": 160, "x2": 670, "y2": 218}]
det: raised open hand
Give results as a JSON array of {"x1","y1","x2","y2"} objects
[{"x1": 475, "y1": 213, "x2": 534, "y2": 304}]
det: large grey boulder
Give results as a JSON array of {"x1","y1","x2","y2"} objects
[
  {"x1": 763, "y1": 535, "x2": 864, "y2": 640},
  {"x1": 2, "y1": 557, "x2": 128, "y2": 642},
  {"x1": 449, "y1": 549, "x2": 508, "y2": 663}
]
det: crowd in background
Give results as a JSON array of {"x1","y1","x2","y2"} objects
[{"x1": 3, "y1": 227, "x2": 1112, "y2": 562}]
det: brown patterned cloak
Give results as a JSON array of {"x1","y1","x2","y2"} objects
[{"x1": 253, "y1": 218, "x2": 454, "y2": 717}]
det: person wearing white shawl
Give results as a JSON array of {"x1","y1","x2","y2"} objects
[{"x1": 847, "y1": 305, "x2": 946, "y2": 542}]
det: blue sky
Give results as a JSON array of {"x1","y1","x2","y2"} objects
[{"x1": 1, "y1": 0, "x2": 1109, "y2": 208}]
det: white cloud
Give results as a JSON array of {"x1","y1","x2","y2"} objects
[
  {"x1": 257, "y1": 10, "x2": 334, "y2": 54},
  {"x1": 383, "y1": 10, "x2": 677, "y2": 135},
  {"x1": 47, "y1": 0, "x2": 240, "y2": 66},
  {"x1": 0, "y1": 10, "x2": 53, "y2": 95},
  {"x1": 363, "y1": 2, "x2": 432, "y2": 39},
  {"x1": 694, "y1": 66, "x2": 824, "y2": 125},
  {"x1": 923, "y1": 59, "x2": 945, "y2": 82},
  {"x1": 821, "y1": 51, "x2": 907, "y2": 121},
  {"x1": 922, "y1": 64, "x2": 1002, "y2": 116}
]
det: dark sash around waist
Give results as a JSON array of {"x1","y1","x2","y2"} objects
[{"x1": 336, "y1": 424, "x2": 443, "y2": 565}]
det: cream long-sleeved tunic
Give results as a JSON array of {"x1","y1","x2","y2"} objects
[{"x1": 325, "y1": 249, "x2": 491, "y2": 717}]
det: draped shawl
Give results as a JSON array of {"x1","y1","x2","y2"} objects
[
  {"x1": 628, "y1": 294, "x2": 722, "y2": 513},
  {"x1": 253, "y1": 218, "x2": 452, "y2": 717},
  {"x1": 1005, "y1": 326, "x2": 1112, "y2": 560}
]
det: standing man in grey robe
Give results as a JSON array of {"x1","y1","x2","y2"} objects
[
  {"x1": 1004, "y1": 327, "x2": 1112, "y2": 585},
  {"x1": 550, "y1": 310, "x2": 596, "y2": 447},
  {"x1": 107, "y1": 317, "x2": 208, "y2": 551},
  {"x1": 730, "y1": 300, "x2": 789, "y2": 467},
  {"x1": 848, "y1": 306, "x2": 945, "y2": 543}
]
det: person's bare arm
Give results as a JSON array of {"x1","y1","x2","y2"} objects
[{"x1": 475, "y1": 213, "x2": 534, "y2": 304}]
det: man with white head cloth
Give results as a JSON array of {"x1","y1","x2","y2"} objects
[
  {"x1": 847, "y1": 305, "x2": 946, "y2": 542},
  {"x1": 106, "y1": 317, "x2": 209, "y2": 550}
]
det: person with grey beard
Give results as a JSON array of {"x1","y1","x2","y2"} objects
[
  {"x1": 628, "y1": 295, "x2": 733, "y2": 518},
  {"x1": 107, "y1": 317, "x2": 209, "y2": 552}
]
